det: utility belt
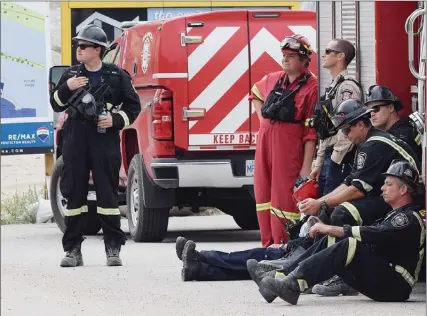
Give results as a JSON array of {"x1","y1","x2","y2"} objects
[{"x1": 261, "y1": 73, "x2": 311, "y2": 124}]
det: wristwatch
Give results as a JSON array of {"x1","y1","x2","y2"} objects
[{"x1": 320, "y1": 200, "x2": 328, "y2": 212}]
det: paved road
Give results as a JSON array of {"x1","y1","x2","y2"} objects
[{"x1": 1, "y1": 215, "x2": 425, "y2": 316}]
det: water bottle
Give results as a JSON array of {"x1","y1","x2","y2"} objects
[{"x1": 97, "y1": 108, "x2": 107, "y2": 134}]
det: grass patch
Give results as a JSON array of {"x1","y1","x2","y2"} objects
[{"x1": 1, "y1": 186, "x2": 42, "y2": 225}]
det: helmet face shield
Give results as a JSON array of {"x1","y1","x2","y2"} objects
[
  {"x1": 280, "y1": 36, "x2": 312, "y2": 56},
  {"x1": 330, "y1": 113, "x2": 349, "y2": 129}
]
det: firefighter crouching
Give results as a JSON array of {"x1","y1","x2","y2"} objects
[
  {"x1": 255, "y1": 160, "x2": 425, "y2": 305},
  {"x1": 249, "y1": 34, "x2": 318, "y2": 247},
  {"x1": 310, "y1": 39, "x2": 362, "y2": 196},
  {"x1": 50, "y1": 25, "x2": 141, "y2": 267}
]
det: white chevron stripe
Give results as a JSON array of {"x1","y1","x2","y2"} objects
[
  {"x1": 250, "y1": 27, "x2": 283, "y2": 66},
  {"x1": 211, "y1": 94, "x2": 249, "y2": 133},
  {"x1": 188, "y1": 26, "x2": 240, "y2": 80},
  {"x1": 287, "y1": 25, "x2": 317, "y2": 53}
]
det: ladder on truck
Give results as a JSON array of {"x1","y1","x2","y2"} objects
[{"x1": 406, "y1": 3, "x2": 426, "y2": 190}]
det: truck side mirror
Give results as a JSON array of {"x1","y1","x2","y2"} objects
[{"x1": 49, "y1": 65, "x2": 70, "y2": 93}]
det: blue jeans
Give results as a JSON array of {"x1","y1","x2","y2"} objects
[{"x1": 318, "y1": 151, "x2": 353, "y2": 197}]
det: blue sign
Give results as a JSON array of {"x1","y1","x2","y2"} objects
[
  {"x1": 147, "y1": 7, "x2": 289, "y2": 21},
  {"x1": 1, "y1": 122, "x2": 54, "y2": 155}
]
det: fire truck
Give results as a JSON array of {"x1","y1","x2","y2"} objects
[
  {"x1": 49, "y1": 2, "x2": 426, "y2": 244},
  {"x1": 49, "y1": 9, "x2": 317, "y2": 241}
]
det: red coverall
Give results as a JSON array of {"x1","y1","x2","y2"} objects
[{"x1": 250, "y1": 70, "x2": 318, "y2": 247}]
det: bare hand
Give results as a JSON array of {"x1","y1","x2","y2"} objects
[
  {"x1": 309, "y1": 223, "x2": 329, "y2": 238},
  {"x1": 98, "y1": 112, "x2": 113, "y2": 129},
  {"x1": 298, "y1": 198, "x2": 321, "y2": 216},
  {"x1": 67, "y1": 75, "x2": 89, "y2": 91},
  {"x1": 310, "y1": 167, "x2": 321, "y2": 182}
]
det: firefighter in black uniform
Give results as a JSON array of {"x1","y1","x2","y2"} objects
[
  {"x1": 289, "y1": 99, "x2": 421, "y2": 295},
  {"x1": 253, "y1": 160, "x2": 425, "y2": 305},
  {"x1": 50, "y1": 25, "x2": 141, "y2": 267},
  {"x1": 365, "y1": 84, "x2": 422, "y2": 160}
]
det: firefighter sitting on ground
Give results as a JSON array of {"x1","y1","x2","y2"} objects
[
  {"x1": 249, "y1": 160, "x2": 425, "y2": 305},
  {"x1": 174, "y1": 99, "x2": 421, "y2": 296}
]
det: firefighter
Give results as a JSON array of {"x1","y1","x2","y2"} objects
[
  {"x1": 252, "y1": 160, "x2": 425, "y2": 305},
  {"x1": 310, "y1": 39, "x2": 362, "y2": 196},
  {"x1": 50, "y1": 25, "x2": 141, "y2": 267},
  {"x1": 250, "y1": 34, "x2": 318, "y2": 247},
  {"x1": 365, "y1": 84, "x2": 422, "y2": 160}
]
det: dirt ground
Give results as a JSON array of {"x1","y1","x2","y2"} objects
[{"x1": 1, "y1": 154, "x2": 46, "y2": 199}]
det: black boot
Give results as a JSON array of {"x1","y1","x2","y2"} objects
[
  {"x1": 247, "y1": 259, "x2": 283, "y2": 303},
  {"x1": 105, "y1": 240, "x2": 123, "y2": 266},
  {"x1": 176, "y1": 236, "x2": 187, "y2": 261},
  {"x1": 60, "y1": 242, "x2": 83, "y2": 267},
  {"x1": 259, "y1": 269, "x2": 302, "y2": 305},
  {"x1": 181, "y1": 241, "x2": 200, "y2": 281}
]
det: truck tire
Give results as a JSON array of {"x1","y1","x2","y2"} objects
[
  {"x1": 49, "y1": 156, "x2": 102, "y2": 235},
  {"x1": 126, "y1": 154, "x2": 169, "y2": 242},
  {"x1": 216, "y1": 199, "x2": 259, "y2": 230}
]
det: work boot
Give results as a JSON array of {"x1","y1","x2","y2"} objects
[
  {"x1": 312, "y1": 275, "x2": 359, "y2": 296},
  {"x1": 176, "y1": 236, "x2": 187, "y2": 261},
  {"x1": 258, "y1": 246, "x2": 306, "y2": 271},
  {"x1": 105, "y1": 240, "x2": 123, "y2": 266},
  {"x1": 260, "y1": 274, "x2": 301, "y2": 305},
  {"x1": 181, "y1": 240, "x2": 200, "y2": 281},
  {"x1": 60, "y1": 243, "x2": 83, "y2": 267},
  {"x1": 247, "y1": 259, "x2": 282, "y2": 303}
]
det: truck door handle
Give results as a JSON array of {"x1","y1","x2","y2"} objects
[
  {"x1": 181, "y1": 33, "x2": 203, "y2": 46},
  {"x1": 182, "y1": 107, "x2": 205, "y2": 121}
]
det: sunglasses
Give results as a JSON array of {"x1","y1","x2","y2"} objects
[
  {"x1": 325, "y1": 48, "x2": 342, "y2": 55},
  {"x1": 370, "y1": 104, "x2": 390, "y2": 113},
  {"x1": 76, "y1": 43, "x2": 97, "y2": 50}
]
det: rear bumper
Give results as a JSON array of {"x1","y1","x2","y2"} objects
[{"x1": 150, "y1": 158, "x2": 254, "y2": 189}]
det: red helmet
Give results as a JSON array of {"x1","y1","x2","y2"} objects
[
  {"x1": 280, "y1": 34, "x2": 313, "y2": 56},
  {"x1": 292, "y1": 178, "x2": 319, "y2": 203}
]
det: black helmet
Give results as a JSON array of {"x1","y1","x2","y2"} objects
[
  {"x1": 382, "y1": 160, "x2": 420, "y2": 192},
  {"x1": 365, "y1": 85, "x2": 403, "y2": 112},
  {"x1": 331, "y1": 99, "x2": 373, "y2": 130},
  {"x1": 72, "y1": 24, "x2": 109, "y2": 48}
]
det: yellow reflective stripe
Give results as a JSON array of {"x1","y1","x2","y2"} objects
[
  {"x1": 118, "y1": 110, "x2": 130, "y2": 127},
  {"x1": 297, "y1": 279, "x2": 309, "y2": 291},
  {"x1": 252, "y1": 85, "x2": 264, "y2": 102},
  {"x1": 351, "y1": 226, "x2": 362, "y2": 241},
  {"x1": 340, "y1": 202, "x2": 363, "y2": 225},
  {"x1": 270, "y1": 206, "x2": 301, "y2": 221},
  {"x1": 345, "y1": 237, "x2": 357, "y2": 266},
  {"x1": 352, "y1": 179, "x2": 373, "y2": 193},
  {"x1": 327, "y1": 236, "x2": 336, "y2": 247},
  {"x1": 395, "y1": 265, "x2": 415, "y2": 288},
  {"x1": 53, "y1": 91, "x2": 66, "y2": 107},
  {"x1": 275, "y1": 271, "x2": 286, "y2": 279},
  {"x1": 97, "y1": 207, "x2": 120, "y2": 215},
  {"x1": 106, "y1": 102, "x2": 114, "y2": 111},
  {"x1": 256, "y1": 202, "x2": 271, "y2": 211},
  {"x1": 412, "y1": 211, "x2": 426, "y2": 282},
  {"x1": 367, "y1": 136, "x2": 419, "y2": 173},
  {"x1": 415, "y1": 134, "x2": 422, "y2": 145},
  {"x1": 65, "y1": 205, "x2": 88, "y2": 216}
]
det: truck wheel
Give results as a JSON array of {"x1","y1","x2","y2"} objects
[
  {"x1": 50, "y1": 156, "x2": 102, "y2": 235},
  {"x1": 126, "y1": 154, "x2": 169, "y2": 242},
  {"x1": 216, "y1": 199, "x2": 259, "y2": 230}
]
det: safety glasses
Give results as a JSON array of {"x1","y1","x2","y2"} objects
[
  {"x1": 324, "y1": 48, "x2": 342, "y2": 55},
  {"x1": 280, "y1": 37, "x2": 311, "y2": 55},
  {"x1": 75, "y1": 43, "x2": 96, "y2": 50}
]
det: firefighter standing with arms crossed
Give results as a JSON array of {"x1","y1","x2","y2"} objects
[
  {"x1": 50, "y1": 25, "x2": 141, "y2": 267},
  {"x1": 250, "y1": 35, "x2": 318, "y2": 247},
  {"x1": 310, "y1": 39, "x2": 362, "y2": 196}
]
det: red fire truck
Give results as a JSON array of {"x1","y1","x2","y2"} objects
[{"x1": 49, "y1": 9, "x2": 317, "y2": 241}]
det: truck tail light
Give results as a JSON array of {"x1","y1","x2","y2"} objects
[{"x1": 152, "y1": 89, "x2": 173, "y2": 140}]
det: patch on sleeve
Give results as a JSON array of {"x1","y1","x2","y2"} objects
[
  {"x1": 356, "y1": 152, "x2": 367, "y2": 170},
  {"x1": 341, "y1": 89, "x2": 353, "y2": 101},
  {"x1": 391, "y1": 213, "x2": 409, "y2": 227}
]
